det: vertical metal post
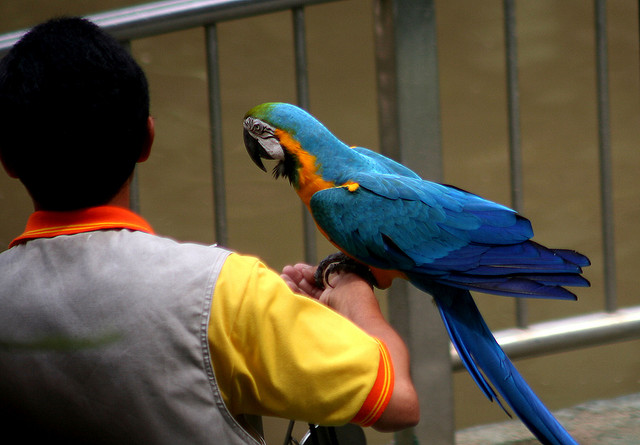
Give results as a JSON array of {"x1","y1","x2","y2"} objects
[
  {"x1": 292, "y1": 7, "x2": 310, "y2": 111},
  {"x1": 122, "y1": 39, "x2": 141, "y2": 213},
  {"x1": 503, "y1": 0, "x2": 528, "y2": 327},
  {"x1": 374, "y1": 1, "x2": 453, "y2": 444},
  {"x1": 595, "y1": 0, "x2": 617, "y2": 313},
  {"x1": 292, "y1": 7, "x2": 317, "y2": 264},
  {"x1": 205, "y1": 23, "x2": 229, "y2": 247}
]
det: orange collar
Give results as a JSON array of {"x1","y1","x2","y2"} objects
[{"x1": 10, "y1": 206, "x2": 154, "y2": 248}]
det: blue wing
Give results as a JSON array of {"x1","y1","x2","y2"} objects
[
  {"x1": 309, "y1": 175, "x2": 589, "y2": 299},
  {"x1": 350, "y1": 146, "x2": 422, "y2": 179}
]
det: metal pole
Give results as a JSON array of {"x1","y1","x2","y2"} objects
[
  {"x1": 205, "y1": 24, "x2": 229, "y2": 246},
  {"x1": 503, "y1": 0, "x2": 528, "y2": 328},
  {"x1": 451, "y1": 307, "x2": 640, "y2": 370},
  {"x1": 0, "y1": 0, "x2": 343, "y2": 57},
  {"x1": 122, "y1": 39, "x2": 142, "y2": 214},
  {"x1": 595, "y1": 0, "x2": 617, "y2": 312},
  {"x1": 374, "y1": 1, "x2": 453, "y2": 443},
  {"x1": 292, "y1": 6, "x2": 317, "y2": 265}
]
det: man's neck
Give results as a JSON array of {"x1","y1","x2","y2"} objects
[{"x1": 32, "y1": 177, "x2": 133, "y2": 212}]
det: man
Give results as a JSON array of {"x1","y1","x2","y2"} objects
[{"x1": 0, "y1": 17, "x2": 418, "y2": 443}]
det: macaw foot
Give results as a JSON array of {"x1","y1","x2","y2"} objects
[{"x1": 314, "y1": 252, "x2": 378, "y2": 289}]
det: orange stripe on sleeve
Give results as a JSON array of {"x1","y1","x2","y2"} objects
[{"x1": 350, "y1": 339, "x2": 395, "y2": 427}]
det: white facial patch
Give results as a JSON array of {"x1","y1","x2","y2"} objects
[{"x1": 243, "y1": 117, "x2": 285, "y2": 160}]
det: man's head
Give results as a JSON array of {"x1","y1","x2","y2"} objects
[{"x1": 0, "y1": 17, "x2": 151, "y2": 210}]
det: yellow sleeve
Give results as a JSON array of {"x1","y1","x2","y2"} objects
[{"x1": 208, "y1": 253, "x2": 392, "y2": 426}]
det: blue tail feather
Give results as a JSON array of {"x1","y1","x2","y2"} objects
[
  {"x1": 552, "y1": 248, "x2": 591, "y2": 267},
  {"x1": 417, "y1": 282, "x2": 578, "y2": 445},
  {"x1": 412, "y1": 239, "x2": 591, "y2": 300},
  {"x1": 435, "y1": 294, "x2": 509, "y2": 414},
  {"x1": 436, "y1": 276, "x2": 584, "y2": 300}
]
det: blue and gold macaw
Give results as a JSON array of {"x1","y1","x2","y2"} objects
[{"x1": 243, "y1": 102, "x2": 589, "y2": 445}]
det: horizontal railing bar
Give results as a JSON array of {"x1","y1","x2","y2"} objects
[
  {"x1": 0, "y1": 0, "x2": 339, "y2": 56},
  {"x1": 451, "y1": 306, "x2": 640, "y2": 371}
]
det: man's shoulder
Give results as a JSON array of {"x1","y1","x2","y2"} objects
[{"x1": 112, "y1": 230, "x2": 232, "y2": 263}]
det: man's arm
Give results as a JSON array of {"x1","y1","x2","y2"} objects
[{"x1": 281, "y1": 264, "x2": 419, "y2": 432}]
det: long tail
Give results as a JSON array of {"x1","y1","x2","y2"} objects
[{"x1": 422, "y1": 283, "x2": 577, "y2": 445}]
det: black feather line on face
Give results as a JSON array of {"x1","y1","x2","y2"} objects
[{"x1": 272, "y1": 151, "x2": 298, "y2": 186}]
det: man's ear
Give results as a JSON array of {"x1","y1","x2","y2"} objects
[{"x1": 138, "y1": 116, "x2": 154, "y2": 163}]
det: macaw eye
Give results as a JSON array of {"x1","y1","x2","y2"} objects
[
  {"x1": 252, "y1": 121, "x2": 264, "y2": 133},
  {"x1": 244, "y1": 117, "x2": 275, "y2": 139}
]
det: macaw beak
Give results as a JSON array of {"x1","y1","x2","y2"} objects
[{"x1": 243, "y1": 128, "x2": 270, "y2": 172}]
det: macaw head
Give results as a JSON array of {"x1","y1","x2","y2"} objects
[{"x1": 242, "y1": 102, "x2": 349, "y2": 189}]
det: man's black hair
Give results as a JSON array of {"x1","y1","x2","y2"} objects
[{"x1": 0, "y1": 17, "x2": 150, "y2": 210}]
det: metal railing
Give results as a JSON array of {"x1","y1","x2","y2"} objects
[{"x1": 2, "y1": 1, "x2": 639, "y2": 444}]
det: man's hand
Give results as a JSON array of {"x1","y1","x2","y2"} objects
[
  {"x1": 281, "y1": 263, "x2": 324, "y2": 300},
  {"x1": 312, "y1": 252, "x2": 379, "y2": 289},
  {"x1": 281, "y1": 263, "x2": 373, "y2": 311}
]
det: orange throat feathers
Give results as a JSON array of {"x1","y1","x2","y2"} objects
[{"x1": 275, "y1": 129, "x2": 336, "y2": 207}]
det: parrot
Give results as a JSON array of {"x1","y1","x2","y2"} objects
[{"x1": 242, "y1": 102, "x2": 589, "y2": 445}]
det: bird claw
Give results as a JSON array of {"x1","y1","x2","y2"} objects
[{"x1": 314, "y1": 252, "x2": 378, "y2": 289}]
